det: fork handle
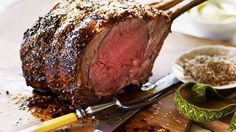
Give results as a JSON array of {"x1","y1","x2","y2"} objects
[{"x1": 20, "y1": 113, "x2": 78, "y2": 132}]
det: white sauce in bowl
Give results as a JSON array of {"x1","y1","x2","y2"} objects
[{"x1": 189, "y1": 0, "x2": 236, "y2": 23}]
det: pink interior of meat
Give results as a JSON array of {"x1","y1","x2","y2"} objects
[{"x1": 89, "y1": 20, "x2": 149, "y2": 96}]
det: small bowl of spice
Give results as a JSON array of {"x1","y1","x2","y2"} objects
[{"x1": 173, "y1": 45, "x2": 236, "y2": 89}]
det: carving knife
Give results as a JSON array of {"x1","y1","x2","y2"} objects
[{"x1": 94, "y1": 73, "x2": 180, "y2": 132}]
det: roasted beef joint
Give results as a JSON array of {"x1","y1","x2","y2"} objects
[{"x1": 20, "y1": 0, "x2": 205, "y2": 108}]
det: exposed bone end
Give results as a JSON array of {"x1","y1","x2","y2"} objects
[{"x1": 165, "y1": 0, "x2": 206, "y2": 21}]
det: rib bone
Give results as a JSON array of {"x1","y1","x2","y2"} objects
[
  {"x1": 164, "y1": 0, "x2": 206, "y2": 21},
  {"x1": 149, "y1": 0, "x2": 183, "y2": 10}
]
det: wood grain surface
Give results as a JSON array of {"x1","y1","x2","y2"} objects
[{"x1": 116, "y1": 88, "x2": 191, "y2": 132}]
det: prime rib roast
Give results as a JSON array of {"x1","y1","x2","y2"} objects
[{"x1": 20, "y1": 0, "x2": 205, "y2": 108}]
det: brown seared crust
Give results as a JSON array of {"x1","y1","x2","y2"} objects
[
  {"x1": 143, "y1": 16, "x2": 171, "y2": 81},
  {"x1": 20, "y1": 0, "x2": 170, "y2": 107},
  {"x1": 20, "y1": 14, "x2": 63, "y2": 88},
  {"x1": 44, "y1": 22, "x2": 75, "y2": 88},
  {"x1": 58, "y1": 18, "x2": 96, "y2": 89}
]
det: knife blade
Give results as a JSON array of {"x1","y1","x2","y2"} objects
[{"x1": 94, "y1": 73, "x2": 180, "y2": 132}]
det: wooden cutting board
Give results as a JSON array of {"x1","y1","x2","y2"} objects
[
  {"x1": 115, "y1": 88, "x2": 191, "y2": 132},
  {"x1": 0, "y1": 0, "x2": 236, "y2": 131}
]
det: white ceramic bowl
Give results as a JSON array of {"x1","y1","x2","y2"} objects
[
  {"x1": 173, "y1": 45, "x2": 236, "y2": 89},
  {"x1": 187, "y1": 0, "x2": 236, "y2": 40}
]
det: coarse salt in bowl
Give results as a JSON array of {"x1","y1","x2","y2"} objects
[{"x1": 173, "y1": 45, "x2": 236, "y2": 89}]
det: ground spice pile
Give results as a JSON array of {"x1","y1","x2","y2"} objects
[{"x1": 183, "y1": 55, "x2": 236, "y2": 86}]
